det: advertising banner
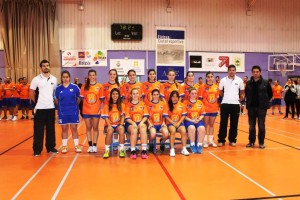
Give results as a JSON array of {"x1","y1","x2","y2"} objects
[
  {"x1": 62, "y1": 50, "x2": 107, "y2": 67},
  {"x1": 110, "y1": 59, "x2": 145, "y2": 75}
]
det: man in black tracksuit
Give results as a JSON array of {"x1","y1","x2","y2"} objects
[{"x1": 245, "y1": 65, "x2": 273, "y2": 149}]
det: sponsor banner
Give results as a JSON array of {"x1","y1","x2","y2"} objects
[
  {"x1": 110, "y1": 59, "x2": 145, "y2": 75},
  {"x1": 156, "y1": 27, "x2": 185, "y2": 66},
  {"x1": 157, "y1": 66, "x2": 185, "y2": 83},
  {"x1": 62, "y1": 50, "x2": 107, "y2": 67},
  {"x1": 188, "y1": 52, "x2": 245, "y2": 72}
]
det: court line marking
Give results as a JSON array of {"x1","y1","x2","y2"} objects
[
  {"x1": 209, "y1": 152, "x2": 279, "y2": 199},
  {"x1": 11, "y1": 122, "x2": 84, "y2": 200},
  {"x1": 154, "y1": 154, "x2": 186, "y2": 200},
  {"x1": 234, "y1": 193, "x2": 300, "y2": 200},
  {"x1": 51, "y1": 137, "x2": 87, "y2": 200},
  {"x1": 0, "y1": 136, "x2": 33, "y2": 156}
]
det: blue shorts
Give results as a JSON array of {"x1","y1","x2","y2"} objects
[
  {"x1": 2, "y1": 98, "x2": 7, "y2": 107},
  {"x1": 218, "y1": 96, "x2": 223, "y2": 104},
  {"x1": 58, "y1": 114, "x2": 80, "y2": 125},
  {"x1": 184, "y1": 120, "x2": 205, "y2": 129},
  {"x1": 30, "y1": 101, "x2": 36, "y2": 109},
  {"x1": 167, "y1": 123, "x2": 185, "y2": 132},
  {"x1": 272, "y1": 99, "x2": 281, "y2": 105},
  {"x1": 149, "y1": 125, "x2": 162, "y2": 133},
  {"x1": 125, "y1": 122, "x2": 141, "y2": 132},
  {"x1": 6, "y1": 98, "x2": 17, "y2": 107},
  {"x1": 20, "y1": 99, "x2": 30, "y2": 108},
  {"x1": 204, "y1": 112, "x2": 218, "y2": 117},
  {"x1": 16, "y1": 98, "x2": 21, "y2": 105},
  {"x1": 104, "y1": 125, "x2": 121, "y2": 133},
  {"x1": 82, "y1": 114, "x2": 100, "y2": 119},
  {"x1": 0, "y1": 100, "x2": 2, "y2": 108}
]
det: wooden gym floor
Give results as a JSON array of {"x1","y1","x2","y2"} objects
[{"x1": 0, "y1": 110, "x2": 300, "y2": 200}]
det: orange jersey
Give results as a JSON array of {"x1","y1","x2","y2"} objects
[
  {"x1": 102, "y1": 82, "x2": 122, "y2": 105},
  {"x1": 3, "y1": 82, "x2": 16, "y2": 98},
  {"x1": 19, "y1": 84, "x2": 30, "y2": 99},
  {"x1": 121, "y1": 82, "x2": 143, "y2": 103},
  {"x1": 13, "y1": 84, "x2": 20, "y2": 98},
  {"x1": 194, "y1": 83, "x2": 204, "y2": 91},
  {"x1": 0, "y1": 84, "x2": 3, "y2": 100},
  {"x1": 272, "y1": 85, "x2": 283, "y2": 99},
  {"x1": 125, "y1": 101, "x2": 149, "y2": 123},
  {"x1": 160, "y1": 82, "x2": 184, "y2": 102},
  {"x1": 101, "y1": 103, "x2": 125, "y2": 127},
  {"x1": 146, "y1": 101, "x2": 168, "y2": 125},
  {"x1": 183, "y1": 83, "x2": 196, "y2": 101},
  {"x1": 142, "y1": 81, "x2": 161, "y2": 103},
  {"x1": 166, "y1": 102, "x2": 187, "y2": 125},
  {"x1": 198, "y1": 83, "x2": 219, "y2": 113},
  {"x1": 184, "y1": 100, "x2": 205, "y2": 119},
  {"x1": 80, "y1": 83, "x2": 104, "y2": 115}
]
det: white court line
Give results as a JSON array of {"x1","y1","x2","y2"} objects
[
  {"x1": 51, "y1": 137, "x2": 87, "y2": 200},
  {"x1": 11, "y1": 122, "x2": 84, "y2": 200},
  {"x1": 209, "y1": 152, "x2": 281, "y2": 200}
]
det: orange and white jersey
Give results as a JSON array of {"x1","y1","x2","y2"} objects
[
  {"x1": 146, "y1": 100, "x2": 168, "y2": 126},
  {"x1": 19, "y1": 83, "x2": 30, "y2": 99},
  {"x1": 4, "y1": 82, "x2": 16, "y2": 98},
  {"x1": 198, "y1": 83, "x2": 219, "y2": 113},
  {"x1": 166, "y1": 102, "x2": 187, "y2": 125},
  {"x1": 125, "y1": 101, "x2": 149, "y2": 123},
  {"x1": 121, "y1": 82, "x2": 143, "y2": 103},
  {"x1": 142, "y1": 81, "x2": 161, "y2": 104},
  {"x1": 272, "y1": 85, "x2": 283, "y2": 99},
  {"x1": 160, "y1": 82, "x2": 184, "y2": 102},
  {"x1": 184, "y1": 99, "x2": 205, "y2": 119},
  {"x1": 102, "y1": 82, "x2": 122, "y2": 105},
  {"x1": 183, "y1": 83, "x2": 196, "y2": 101},
  {"x1": 0, "y1": 84, "x2": 4, "y2": 100},
  {"x1": 101, "y1": 103, "x2": 125, "y2": 127},
  {"x1": 80, "y1": 83, "x2": 104, "y2": 115}
]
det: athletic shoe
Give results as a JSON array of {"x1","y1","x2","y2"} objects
[
  {"x1": 12, "y1": 116, "x2": 18, "y2": 121},
  {"x1": 259, "y1": 144, "x2": 265, "y2": 149},
  {"x1": 141, "y1": 150, "x2": 148, "y2": 159},
  {"x1": 87, "y1": 146, "x2": 93, "y2": 153},
  {"x1": 20, "y1": 115, "x2": 25, "y2": 119},
  {"x1": 31, "y1": 115, "x2": 34, "y2": 119},
  {"x1": 181, "y1": 148, "x2": 190, "y2": 156},
  {"x1": 119, "y1": 149, "x2": 125, "y2": 158},
  {"x1": 190, "y1": 145, "x2": 197, "y2": 153},
  {"x1": 149, "y1": 143, "x2": 155, "y2": 153},
  {"x1": 47, "y1": 148, "x2": 58, "y2": 154},
  {"x1": 0, "y1": 117, "x2": 2, "y2": 121},
  {"x1": 197, "y1": 145, "x2": 203, "y2": 154},
  {"x1": 160, "y1": 139, "x2": 165, "y2": 152},
  {"x1": 170, "y1": 149, "x2": 175, "y2": 157},
  {"x1": 209, "y1": 141, "x2": 218, "y2": 147},
  {"x1": 75, "y1": 146, "x2": 82, "y2": 153},
  {"x1": 203, "y1": 141, "x2": 208, "y2": 148},
  {"x1": 246, "y1": 143, "x2": 254, "y2": 148},
  {"x1": 92, "y1": 146, "x2": 97, "y2": 153},
  {"x1": 218, "y1": 142, "x2": 224, "y2": 147},
  {"x1": 6, "y1": 115, "x2": 12, "y2": 120},
  {"x1": 130, "y1": 150, "x2": 137, "y2": 159},
  {"x1": 103, "y1": 150, "x2": 109, "y2": 159},
  {"x1": 34, "y1": 152, "x2": 40, "y2": 157},
  {"x1": 229, "y1": 142, "x2": 236, "y2": 147},
  {"x1": 61, "y1": 146, "x2": 68, "y2": 153}
]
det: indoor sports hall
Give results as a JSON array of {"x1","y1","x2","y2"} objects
[{"x1": 0, "y1": 0, "x2": 300, "y2": 199}]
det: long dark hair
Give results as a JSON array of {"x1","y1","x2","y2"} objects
[
  {"x1": 109, "y1": 69, "x2": 120, "y2": 87},
  {"x1": 84, "y1": 69, "x2": 97, "y2": 91},
  {"x1": 205, "y1": 71, "x2": 214, "y2": 84},
  {"x1": 109, "y1": 88, "x2": 122, "y2": 112},
  {"x1": 61, "y1": 70, "x2": 71, "y2": 83},
  {"x1": 168, "y1": 69, "x2": 178, "y2": 89},
  {"x1": 168, "y1": 90, "x2": 179, "y2": 112},
  {"x1": 147, "y1": 69, "x2": 156, "y2": 82}
]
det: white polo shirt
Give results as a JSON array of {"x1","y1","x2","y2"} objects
[
  {"x1": 30, "y1": 73, "x2": 57, "y2": 109},
  {"x1": 219, "y1": 75, "x2": 244, "y2": 105}
]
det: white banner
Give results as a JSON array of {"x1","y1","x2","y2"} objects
[
  {"x1": 61, "y1": 50, "x2": 107, "y2": 67},
  {"x1": 110, "y1": 59, "x2": 145, "y2": 75},
  {"x1": 188, "y1": 52, "x2": 245, "y2": 72}
]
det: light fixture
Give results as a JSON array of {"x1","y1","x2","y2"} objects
[{"x1": 78, "y1": 1, "x2": 84, "y2": 11}]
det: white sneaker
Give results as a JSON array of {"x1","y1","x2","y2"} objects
[
  {"x1": 75, "y1": 146, "x2": 82, "y2": 153},
  {"x1": 6, "y1": 115, "x2": 13, "y2": 120},
  {"x1": 92, "y1": 145, "x2": 97, "y2": 153},
  {"x1": 170, "y1": 149, "x2": 175, "y2": 157},
  {"x1": 12, "y1": 116, "x2": 18, "y2": 121},
  {"x1": 181, "y1": 148, "x2": 190, "y2": 156},
  {"x1": 209, "y1": 141, "x2": 218, "y2": 147},
  {"x1": 203, "y1": 141, "x2": 208, "y2": 148},
  {"x1": 87, "y1": 146, "x2": 93, "y2": 153},
  {"x1": 61, "y1": 146, "x2": 68, "y2": 153}
]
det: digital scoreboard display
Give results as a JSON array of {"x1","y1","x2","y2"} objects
[{"x1": 111, "y1": 23, "x2": 142, "y2": 40}]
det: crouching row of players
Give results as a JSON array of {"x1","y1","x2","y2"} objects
[{"x1": 102, "y1": 87, "x2": 216, "y2": 159}]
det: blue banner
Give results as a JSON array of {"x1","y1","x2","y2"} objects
[
  {"x1": 157, "y1": 30, "x2": 185, "y2": 40},
  {"x1": 157, "y1": 66, "x2": 185, "y2": 83}
]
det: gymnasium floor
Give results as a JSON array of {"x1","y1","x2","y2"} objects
[{"x1": 0, "y1": 110, "x2": 300, "y2": 200}]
